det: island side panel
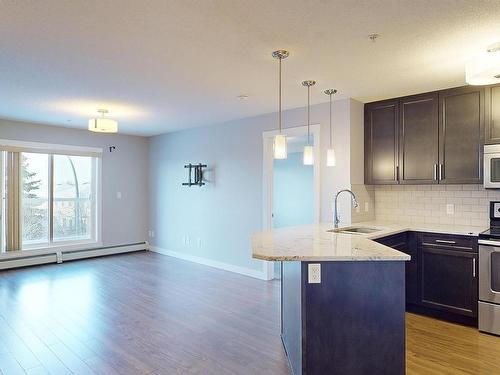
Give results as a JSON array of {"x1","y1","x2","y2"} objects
[
  {"x1": 302, "y1": 261, "x2": 405, "y2": 375},
  {"x1": 281, "y1": 261, "x2": 303, "y2": 375}
]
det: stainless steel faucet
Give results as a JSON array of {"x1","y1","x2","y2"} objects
[{"x1": 333, "y1": 189, "x2": 359, "y2": 228}]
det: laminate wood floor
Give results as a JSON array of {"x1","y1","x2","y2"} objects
[{"x1": 0, "y1": 252, "x2": 499, "y2": 374}]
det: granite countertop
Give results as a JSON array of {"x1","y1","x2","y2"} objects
[{"x1": 251, "y1": 221, "x2": 487, "y2": 262}]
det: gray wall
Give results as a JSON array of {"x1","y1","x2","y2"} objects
[
  {"x1": 0, "y1": 118, "x2": 149, "y2": 246},
  {"x1": 149, "y1": 99, "x2": 359, "y2": 274}
]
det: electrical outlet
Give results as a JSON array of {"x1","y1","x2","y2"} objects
[
  {"x1": 446, "y1": 204, "x2": 455, "y2": 215},
  {"x1": 308, "y1": 263, "x2": 321, "y2": 284},
  {"x1": 116, "y1": 191, "x2": 122, "y2": 199},
  {"x1": 365, "y1": 202, "x2": 369, "y2": 212}
]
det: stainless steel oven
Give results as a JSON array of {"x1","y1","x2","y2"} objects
[
  {"x1": 484, "y1": 145, "x2": 500, "y2": 188},
  {"x1": 478, "y1": 201, "x2": 500, "y2": 335}
]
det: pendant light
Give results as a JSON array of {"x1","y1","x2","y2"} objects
[
  {"x1": 88, "y1": 109, "x2": 118, "y2": 133},
  {"x1": 272, "y1": 50, "x2": 289, "y2": 159},
  {"x1": 324, "y1": 89, "x2": 338, "y2": 166},
  {"x1": 302, "y1": 80, "x2": 316, "y2": 165}
]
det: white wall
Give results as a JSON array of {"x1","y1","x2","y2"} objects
[
  {"x1": 149, "y1": 99, "x2": 363, "y2": 277},
  {"x1": 0, "y1": 118, "x2": 149, "y2": 246}
]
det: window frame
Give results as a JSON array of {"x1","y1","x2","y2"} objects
[{"x1": 0, "y1": 139, "x2": 103, "y2": 252}]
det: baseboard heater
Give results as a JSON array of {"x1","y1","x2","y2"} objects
[{"x1": 0, "y1": 242, "x2": 149, "y2": 271}]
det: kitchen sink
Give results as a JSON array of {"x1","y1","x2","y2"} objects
[{"x1": 328, "y1": 226, "x2": 383, "y2": 235}]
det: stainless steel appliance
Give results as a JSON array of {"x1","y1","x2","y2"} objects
[
  {"x1": 484, "y1": 145, "x2": 500, "y2": 188},
  {"x1": 478, "y1": 201, "x2": 500, "y2": 334}
]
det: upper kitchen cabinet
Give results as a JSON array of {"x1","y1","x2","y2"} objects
[
  {"x1": 364, "y1": 85, "x2": 485, "y2": 185},
  {"x1": 364, "y1": 99, "x2": 399, "y2": 185},
  {"x1": 485, "y1": 84, "x2": 500, "y2": 144},
  {"x1": 399, "y1": 93, "x2": 439, "y2": 184},
  {"x1": 438, "y1": 86, "x2": 484, "y2": 184}
]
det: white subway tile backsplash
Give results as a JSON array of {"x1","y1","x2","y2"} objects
[{"x1": 372, "y1": 184, "x2": 494, "y2": 227}]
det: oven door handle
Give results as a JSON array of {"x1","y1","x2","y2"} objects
[{"x1": 479, "y1": 239, "x2": 500, "y2": 247}]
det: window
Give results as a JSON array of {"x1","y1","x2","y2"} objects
[{"x1": 0, "y1": 140, "x2": 101, "y2": 252}]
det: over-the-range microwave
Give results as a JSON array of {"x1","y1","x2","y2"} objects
[{"x1": 484, "y1": 145, "x2": 500, "y2": 188}]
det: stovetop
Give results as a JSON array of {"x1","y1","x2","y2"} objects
[{"x1": 479, "y1": 227, "x2": 500, "y2": 240}]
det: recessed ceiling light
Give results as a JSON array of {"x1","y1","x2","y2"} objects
[{"x1": 237, "y1": 95, "x2": 249, "y2": 100}]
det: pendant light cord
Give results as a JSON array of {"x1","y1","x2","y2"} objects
[
  {"x1": 278, "y1": 57, "x2": 282, "y2": 134},
  {"x1": 329, "y1": 93, "x2": 332, "y2": 147},
  {"x1": 307, "y1": 85, "x2": 310, "y2": 145}
]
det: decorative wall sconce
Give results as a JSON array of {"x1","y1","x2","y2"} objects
[{"x1": 182, "y1": 163, "x2": 207, "y2": 187}]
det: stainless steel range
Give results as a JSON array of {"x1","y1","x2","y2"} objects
[{"x1": 478, "y1": 201, "x2": 500, "y2": 335}]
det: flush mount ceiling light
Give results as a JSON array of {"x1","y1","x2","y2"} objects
[
  {"x1": 272, "y1": 50, "x2": 289, "y2": 159},
  {"x1": 465, "y1": 42, "x2": 500, "y2": 86},
  {"x1": 324, "y1": 89, "x2": 338, "y2": 167},
  {"x1": 302, "y1": 80, "x2": 316, "y2": 166},
  {"x1": 88, "y1": 109, "x2": 118, "y2": 133}
]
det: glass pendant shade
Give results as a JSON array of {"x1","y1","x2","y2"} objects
[
  {"x1": 273, "y1": 134, "x2": 287, "y2": 159},
  {"x1": 88, "y1": 118, "x2": 118, "y2": 133},
  {"x1": 303, "y1": 145, "x2": 314, "y2": 165},
  {"x1": 327, "y1": 148, "x2": 336, "y2": 167}
]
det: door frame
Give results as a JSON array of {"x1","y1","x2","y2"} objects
[{"x1": 262, "y1": 124, "x2": 321, "y2": 279}]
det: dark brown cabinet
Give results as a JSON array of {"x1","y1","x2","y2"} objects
[
  {"x1": 364, "y1": 100, "x2": 399, "y2": 184},
  {"x1": 364, "y1": 85, "x2": 484, "y2": 185},
  {"x1": 375, "y1": 231, "x2": 479, "y2": 324},
  {"x1": 418, "y1": 232, "x2": 478, "y2": 320},
  {"x1": 485, "y1": 84, "x2": 500, "y2": 144},
  {"x1": 399, "y1": 93, "x2": 439, "y2": 184},
  {"x1": 420, "y1": 245, "x2": 478, "y2": 317},
  {"x1": 438, "y1": 86, "x2": 484, "y2": 184},
  {"x1": 374, "y1": 232, "x2": 419, "y2": 305}
]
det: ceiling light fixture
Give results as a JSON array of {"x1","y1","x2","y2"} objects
[
  {"x1": 88, "y1": 109, "x2": 118, "y2": 133},
  {"x1": 272, "y1": 50, "x2": 289, "y2": 159},
  {"x1": 324, "y1": 89, "x2": 338, "y2": 167},
  {"x1": 465, "y1": 42, "x2": 500, "y2": 86},
  {"x1": 302, "y1": 80, "x2": 316, "y2": 166}
]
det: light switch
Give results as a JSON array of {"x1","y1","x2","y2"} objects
[
  {"x1": 365, "y1": 202, "x2": 369, "y2": 212},
  {"x1": 116, "y1": 191, "x2": 122, "y2": 199}
]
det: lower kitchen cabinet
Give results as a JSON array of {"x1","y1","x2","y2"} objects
[
  {"x1": 420, "y1": 245, "x2": 478, "y2": 317},
  {"x1": 375, "y1": 232, "x2": 419, "y2": 305},
  {"x1": 375, "y1": 231, "x2": 479, "y2": 325}
]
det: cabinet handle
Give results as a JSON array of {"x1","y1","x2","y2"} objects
[
  {"x1": 433, "y1": 164, "x2": 438, "y2": 181},
  {"x1": 435, "y1": 239, "x2": 456, "y2": 244},
  {"x1": 473, "y1": 258, "x2": 476, "y2": 278},
  {"x1": 439, "y1": 164, "x2": 444, "y2": 180},
  {"x1": 396, "y1": 165, "x2": 399, "y2": 181}
]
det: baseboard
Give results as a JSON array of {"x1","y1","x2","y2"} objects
[
  {"x1": 150, "y1": 246, "x2": 269, "y2": 280},
  {"x1": 0, "y1": 242, "x2": 149, "y2": 271}
]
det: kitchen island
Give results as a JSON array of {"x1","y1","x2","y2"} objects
[{"x1": 252, "y1": 223, "x2": 411, "y2": 375}]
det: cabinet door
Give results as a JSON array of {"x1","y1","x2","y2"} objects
[
  {"x1": 375, "y1": 233, "x2": 419, "y2": 305},
  {"x1": 438, "y1": 86, "x2": 484, "y2": 184},
  {"x1": 485, "y1": 84, "x2": 500, "y2": 144},
  {"x1": 364, "y1": 100, "x2": 399, "y2": 184},
  {"x1": 420, "y1": 246, "x2": 478, "y2": 317},
  {"x1": 399, "y1": 93, "x2": 439, "y2": 184}
]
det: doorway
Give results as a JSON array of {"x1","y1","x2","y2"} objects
[{"x1": 262, "y1": 125, "x2": 321, "y2": 280}]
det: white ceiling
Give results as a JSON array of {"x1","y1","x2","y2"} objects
[{"x1": 1, "y1": 0, "x2": 500, "y2": 136}]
